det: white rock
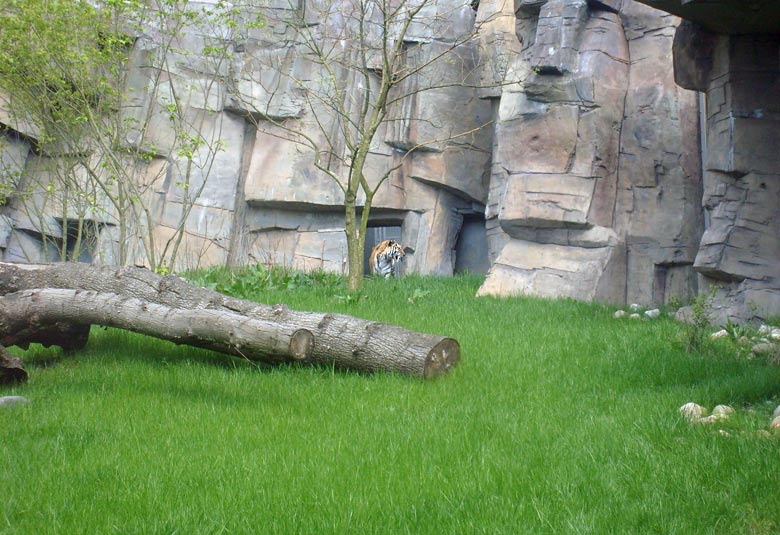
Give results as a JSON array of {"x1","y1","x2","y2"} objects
[
  {"x1": 644, "y1": 308, "x2": 661, "y2": 319},
  {"x1": 710, "y1": 329, "x2": 729, "y2": 340},
  {"x1": 629, "y1": 313, "x2": 641, "y2": 320},
  {"x1": 771, "y1": 329, "x2": 780, "y2": 340},
  {"x1": 679, "y1": 402, "x2": 707, "y2": 421},
  {"x1": 629, "y1": 303, "x2": 641, "y2": 312},
  {"x1": 772, "y1": 405, "x2": 780, "y2": 420},
  {"x1": 771, "y1": 415, "x2": 780, "y2": 431},
  {"x1": 613, "y1": 310, "x2": 627, "y2": 319},
  {"x1": 752, "y1": 343, "x2": 777, "y2": 355},
  {"x1": 711, "y1": 404, "x2": 735, "y2": 419},
  {"x1": 700, "y1": 415, "x2": 718, "y2": 424},
  {"x1": 0, "y1": 396, "x2": 29, "y2": 408},
  {"x1": 758, "y1": 324, "x2": 771, "y2": 335},
  {"x1": 718, "y1": 429, "x2": 731, "y2": 437}
]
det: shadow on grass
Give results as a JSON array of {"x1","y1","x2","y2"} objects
[
  {"x1": 10, "y1": 327, "x2": 264, "y2": 372},
  {"x1": 12, "y1": 326, "x2": 388, "y2": 383}
]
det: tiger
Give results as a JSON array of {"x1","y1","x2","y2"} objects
[{"x1": 368, "y1": 239, "x2": 411, "y2": 278}]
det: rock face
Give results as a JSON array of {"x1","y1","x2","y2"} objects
[
  {"x1": 477, "y1": 0, "x2": 703, "y2": 307},
  {"x1": 0, "y1": 0, "x2": 777, "y2": 320},
  {"x1": 670, "y1": 23, "x2": 780, "y2": 323},
  {"x1": 0, "y1": 0, "x2": 491, "y2": 278}
]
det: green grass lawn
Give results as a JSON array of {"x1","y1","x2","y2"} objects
[{"x1": 2, "y1": 271, "x2": 780, "y2": 534}]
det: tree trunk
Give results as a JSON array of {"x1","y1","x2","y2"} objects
[
  {"x1": 344, "y1": 194, "x2": 363, "y2": 292},
  {"x1": 0, "y1": 262, "x2": 460, "y2": 378}
]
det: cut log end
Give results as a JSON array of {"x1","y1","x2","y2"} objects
[
  {"x1": 289, "y1": 329, "x2": 315, "y2": 360},
  {"x1": 424, "y1": 338, "x2": 460, "y2": 379}
]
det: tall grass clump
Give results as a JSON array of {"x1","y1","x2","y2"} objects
[{"x1": 2, "y1": 268, "x2": 780, "y2": 535}]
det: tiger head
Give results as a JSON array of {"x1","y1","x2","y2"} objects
[{"x1": 369, "y1": 239, "x2": 412, "y2": 278}]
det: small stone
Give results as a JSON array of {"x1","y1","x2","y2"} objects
[
  {"x1": 771, "y1": 329, "x2": 780, "y2": 341},
  {"x1": 614, "y1": 310, "x2": 627, "y2": 319},
  {"x1": 674, "y1": 306, "x2": 693, "y2": 323},
  {"x1": 0, "y1": 396, "x2": 29, "y2": 408},
  {"x1": 718, "y1": 429, "x2": 731, "y2": 437},
  {"x1": 679, "y1": 402, "x2": 707, "y2": 421},
  {"x1": 629, "y1": 303, "x2": 640, "y2": 312},
  {"x1": 644, "y1": 308, "x2": 660, "y2": 319},
  {"x1": 711, "y1": 329, "x2": 729, "y2": 340},
  {"x1": 752, "y1": 342, "x2": 777, "y2": 355},
  {"x1": 772, "y1": 405, "x2": 780, "y2": 420},
  {"x1": 629, "y1": 313, "x2": 641, "y2": 320},
  {"x1": 771, "y1": 415, "x2": 780, "y2": 431},
  {"x1": 700, "y1": 415, "x2": 718, "y2": 424},
  {"x1": 758, "y1": 324, "x2": 771, "y2": 335},
  {"x1": 711, "y1": 404, "x2": 734, "y2": 420}
]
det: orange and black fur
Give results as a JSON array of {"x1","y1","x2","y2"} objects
[{"x1": 368, "y1": 239, "x2": 410, "y2": 278}]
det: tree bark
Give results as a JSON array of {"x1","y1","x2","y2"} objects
[
  {"x1": 0, "y1": 262, "x2": 460, "y2": 378},
  {"x1": 0, "y1": 344, "x2": 27, "y2": 385}
]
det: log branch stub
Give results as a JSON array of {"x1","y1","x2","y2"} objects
[
  {"x1": 289, "y1": 329, "x2": 315, "y2": 360},
  {"x1": 0, "y1": 344, "x2": 27, "y2": 385}
]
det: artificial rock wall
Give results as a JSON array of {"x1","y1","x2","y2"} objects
[
  {"x1": 476, "y1": 0, "x2": 703, "y2": 309},
  {"x1": 672, "y1": 23, "x2": 780, "y2": 322},
  {"x1": 1, "y1": 0, "x2": 777, "y2": 321},
  {"x1": 0, "y1": 0, "x2": 492, "y2": 277}
]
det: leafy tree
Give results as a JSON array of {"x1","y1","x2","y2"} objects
[
  {"x1": 0, "y1": 0, "x2": 249, "y2": 271},
  {"x1": 0, "y1": 0, "x2": 131, "y2": 262}
]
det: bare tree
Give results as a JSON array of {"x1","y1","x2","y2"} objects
[{"x1": 230, "y1": 0, "x2": 497, "y2": 290}]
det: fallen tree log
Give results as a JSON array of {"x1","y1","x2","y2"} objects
[{"x1": 0, "y1": 262, "x2": 460, "y2": 378}]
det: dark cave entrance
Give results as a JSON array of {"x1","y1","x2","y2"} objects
[{"x1": 454, "y1": 213, "x2": 489, "y2": 275}]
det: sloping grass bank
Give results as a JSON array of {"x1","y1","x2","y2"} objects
[{"x1": 2, "y1": 270, "x2": 780, "y2": 534}]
